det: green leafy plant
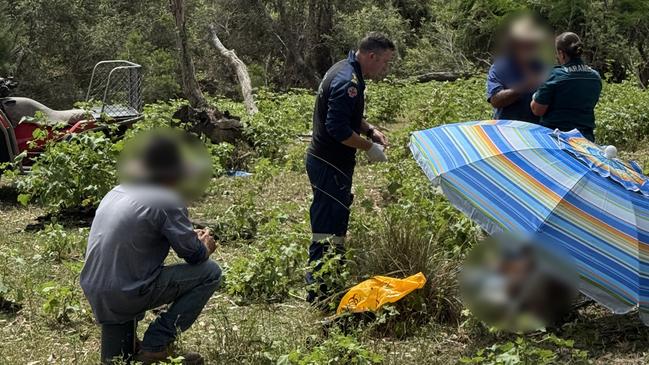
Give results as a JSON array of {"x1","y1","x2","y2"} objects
[
  {"x1": 225, "y1": 216, "x2": 308, "y2": 302},
  {"x1": 365, "y1": 80, "x2": 408, "y2": 124},
  {"x1": 40, "y1": 282, "x2": 81, "y2": 323},
  {"x1": 14, "y1": 131, "x2": 122, "y2": 211},
  {"x1": 460, "y1": 335, "x2": 589, "y2": 365},
  {"x1": 243, "y1": 88, "x2": 313, "y2": 161},
  {"x1": 278, "y1": 330, "x2": 383, "y2": 365},
  {"x1": 595, "y1": 81, "x2": 649, "y2": 150},
  {"x1": 306, "y1": 242, "x2": 352, "y2": 311},
  {"x1": 36, "y1": 223, "x2": 88, "y2": 261}
]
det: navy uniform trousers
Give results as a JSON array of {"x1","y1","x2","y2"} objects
[{"x1": 305, "y1": 153, "x2": 354, "y2": 302}]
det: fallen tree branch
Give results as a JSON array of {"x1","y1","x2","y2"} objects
[
  {"x1": 208, "y1": 25, "x2": 258, "y2": 115},
  {"x1": 408, "y1": 71, "x2": 474, "y2": 83}
]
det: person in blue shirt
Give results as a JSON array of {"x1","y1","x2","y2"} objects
[
  {"x1": 487, "y1": 17, "x2": 549, "y2": 123},
  {"x1": 306, "y1": 33, "x2": 393, "y2": 303},
  {"x1": 531, "y1": 32, "x2": 602, "y2": 142}
]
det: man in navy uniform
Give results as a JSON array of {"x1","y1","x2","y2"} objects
[{"x1": 306, "y1": 32, "x2": 394, "y2": 303}]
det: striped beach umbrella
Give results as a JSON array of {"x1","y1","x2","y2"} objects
[{"x1": 409, "y1": 120, "x2": 649, "y2": 324}]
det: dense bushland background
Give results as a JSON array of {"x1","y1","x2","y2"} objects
[{"x1": 2, "y1": 0, "x2": 649, "y2": 108}]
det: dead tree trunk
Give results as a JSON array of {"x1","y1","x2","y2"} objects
[
  {"x1": 207, "y1": 25, "x2": 258, "y2": 115},
  {"x1": 306, "y1": 0, "x2": 334, "y2": 78},
  {"x1": 170, "y1": 0, "x2": 208, "y2": 109},
  {"x1": 168, "y1": 0, "x2": 243, "y2": 144}
]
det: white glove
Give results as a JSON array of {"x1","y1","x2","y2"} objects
[{"x1": 365, "y1": 143, "x2": 387, "y2": 163}]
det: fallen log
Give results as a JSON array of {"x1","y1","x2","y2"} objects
[
  {"x1": 410, "y1": 71, "x2": 474, "y2": 83},
  {"x1": 173, "y1": 105, "x2": 243, "y2": 144}
]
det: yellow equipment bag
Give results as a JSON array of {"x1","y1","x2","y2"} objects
[{"x1": 336, "y1": 272, "x2": 427, "y2": 315}]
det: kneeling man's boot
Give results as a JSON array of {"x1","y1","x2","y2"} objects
[{"x1": 135, "y1": 349, "x2": 204, "y2": 365}]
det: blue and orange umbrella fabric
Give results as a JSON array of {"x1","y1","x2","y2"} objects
[{"x1": 409, "y1": 120, "x2": 649, "y2": 323}]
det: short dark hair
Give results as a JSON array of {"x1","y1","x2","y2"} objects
[
  {"x1": 142, "y1": 134, "x2": 184, "y2": 184},
  {"x1": 358, "y1": 32, "x2": 396, "y2": 53},
  {"x1": 556, "y1": 32, "x2": 583, "y2": 58}
]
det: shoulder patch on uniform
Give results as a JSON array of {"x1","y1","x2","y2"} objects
[
  {"x1": 347, "y1": 85, "x2": 358, "y2": 98},
  {"x1": 351, "y1": 72, "x2": 359, "y2": 85}
]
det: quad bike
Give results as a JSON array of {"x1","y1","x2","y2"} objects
[{"x1": 0, "y1": 60, "x2": 143, "y2": 170}]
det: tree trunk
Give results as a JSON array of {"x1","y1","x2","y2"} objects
[
  {"x1": 168, "y1": 0, "x2": 243, "y2": 144},
  {"x1": 169, "y1": 0, "x2": 208, "y2": 109},
  {"x1": 207, "y1": 25, "x2": 258, "y2": 115},
  {"x1": 258, "y1": 0, "x2": 317, "y2": 88},
  {"x1": 306, "y1": 0, "x2": 334, "y2": 78}
]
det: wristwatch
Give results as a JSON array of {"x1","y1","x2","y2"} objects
[{"x1": 366, "y1": 126, "x2": 375, "y2": 138}]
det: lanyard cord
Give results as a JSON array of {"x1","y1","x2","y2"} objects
[
  {"x1": 306, "y1": 151, "x2": 353, "y2": 182},
  {"x1": 306, "y1": 152, "x2": 353, "y2": 212}
]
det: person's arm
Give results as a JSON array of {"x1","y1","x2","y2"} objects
[
  {"x1": 161, "y1": 206, "x2": 209, "y2": 264},
  {"x1": 530, "y1": 100, "x2": 549, "y2": 116},
  {"x1": 360, "y1": 118, "x2": 389, "y2": 146},
  {"x1": 325, "y1": 81, "x2": 371, "y2": 151},
  {"x1": 341, "y1": 132, "x2": 373, "y2": 150},
  {"x1": 487, "y1": 64, "x2": 520, "y2": 109},
  {"x1": 490, "y1": 89, "x2": 522, "y2": 109},
  {"x1": 325, "y1": 80, "x2": 387, "y2": 161},
  {"x1": 530, "y1": 73, "x2": 557, "y2": 117}
]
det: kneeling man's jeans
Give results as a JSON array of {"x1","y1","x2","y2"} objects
[{"x1": 140, "y1": 260, "x2": 222, "y2": 352}]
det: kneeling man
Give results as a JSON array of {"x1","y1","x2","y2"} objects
[{"x1": 80, "y1": 133, "x2": 220, "y2": 364}]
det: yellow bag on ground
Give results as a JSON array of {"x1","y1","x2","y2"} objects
[{"x1": 336, "y1": 272, "x2": 427, "y2": 315}]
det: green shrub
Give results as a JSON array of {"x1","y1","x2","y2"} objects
[
  {"x1": 15, "y1": 131, "x2": 121, "y2": 211},
  {"x1": 330, "y1": 4, "x2": 410, "y2": 68},
  {"x1": 207, "y1": 141, "x2": 236, "y2": 176},
  {"x1": 365, "y1": 81, "x2": 409, "y2": 124},
  {"x1": 243, "y1": 89, "x2": 313, "y2": 161},
  {"x1": 119, "y1": 31, "x2": 180, "y2": 103},
  {"x1": 211, "y1": 189, "x2": 261, "y2": 242},
  {"x1": 279, "y1": 331, "x2": 383, "y2": 365},
  {"x1": 225, "y1": 217, "x2": 308, "y2": 302},
  {"x1": 306, "y1": 242, "x2": 352, "y2": 310},
  {"x1": 36, "y1": 223, "x2": 88, "y2": 262},
  {"x1": 404, "y1": 78, "x2": 491, "y2": 132},
  {"x1": 40, "y1": 281, "x2": 82, "y2": 323},
  {"x1": 461, "y1": 335, "x2": 589, "y2": 365},
  {"x1": 595, "y1": 81, "x2": 649, "y2": 150}
]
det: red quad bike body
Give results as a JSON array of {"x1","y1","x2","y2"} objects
[
  {"x1": 3, "y1": 101, "x2": 98, "y2": 167},
  {"x1": 0, "y1": 60, "x2": 143, "y2": 170}
]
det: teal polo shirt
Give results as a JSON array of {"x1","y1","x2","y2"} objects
[{"x1": 533, "y1": 58, "x2": 602, "y2": 131}]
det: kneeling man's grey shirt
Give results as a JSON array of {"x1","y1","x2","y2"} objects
[{"x1": 80, "y1": 184, "x2": 206, "y2": 324}]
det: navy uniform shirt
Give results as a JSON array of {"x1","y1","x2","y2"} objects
[
  {"x1": 487, "y1": 57, "x2": 543, "y2": 124},
  {"x1": 533, "y1": 58, "x2": 602, "y2": 131},
  {"x1": 80, "y1": 184, "x2": 207, "y2": 324},
  {"x1": 308, "y1": 51, "x2": 365, "y2": 171}
]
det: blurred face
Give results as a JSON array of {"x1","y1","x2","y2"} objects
[
  {"x1": 360, "y1": 49, "x2": 395, "y2": 81},
  {"x1": 511, "y1": 39, "x2": 539, "y2": 63}
]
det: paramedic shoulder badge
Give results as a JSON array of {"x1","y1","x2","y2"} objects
[
  {"x1": 347, "y1": 86, "x2": 358, "y2": 98},
  {"x1": 351, "y1": 72, "x2": 359, "y2": 85}
]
